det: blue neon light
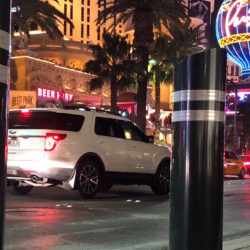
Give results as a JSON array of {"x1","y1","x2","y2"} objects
[{"x1": 216, "y1": 0, "x2": 250, "y2": 76}]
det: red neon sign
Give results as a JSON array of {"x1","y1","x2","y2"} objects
[{"x1": 37, "y1": 88, "x2": 74, "y2": 102}]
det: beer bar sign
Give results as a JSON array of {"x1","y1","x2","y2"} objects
[
  {"x1": 9, "y1": 91, "x2": 36, "y2": 109},
  {"x1": 37, "y1": 87, "x2": 74, "y2": 102}
]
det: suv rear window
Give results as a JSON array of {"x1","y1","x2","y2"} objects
[{"x1": 9, "y1": 111, "x2": 84, "y2": 132}]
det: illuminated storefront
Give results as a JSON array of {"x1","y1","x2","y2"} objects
[{"x1": 11, "y1": 34, "x2": 110, "y2": 108}]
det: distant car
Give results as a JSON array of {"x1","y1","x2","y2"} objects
[
  {"x1": 7, "y1": 108, "x2": 171, "y2": 198},
  {"x1": 224, "y1": 151, "x2": 246, "y2": 179},
  {"x1": 238, "y1": 155, "x2": 250, "y2": 175}
]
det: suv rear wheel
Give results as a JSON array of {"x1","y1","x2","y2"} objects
[
  {"x1": 77, "y1": 159, "x2": 102, "y2": 198},
  {"x1": 151, "y1": 161, "x2": 170, "y2": 195}
]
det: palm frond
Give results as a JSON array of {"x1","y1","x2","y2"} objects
[{"x1": 12, "y1": 0, "x2": 73, "y2": 39}]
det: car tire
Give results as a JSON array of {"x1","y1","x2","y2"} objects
[
  {"x1": 12, "y1": 182, "x2": 33, "y2": 195},
  {"x1": 77, "y1": 159, "x2": 102, "y2": 198},
  {"x1": 151, "y1": 161, "x2": 170, "y2": 195},
  {"x1": 239, "y1": 168, "x2": 245, "y2": 179}
]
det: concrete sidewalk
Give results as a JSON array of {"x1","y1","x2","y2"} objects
[{"x1": 224, "y1": 235, "x2": 250, "y2": 250}]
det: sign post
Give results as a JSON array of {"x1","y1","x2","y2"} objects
[
  {"x1": 169, "y1": 48, "x2": 227, "y2": 250},
  {"x1": 0, "y1": 0, "x2": 11, "y2": 248}
]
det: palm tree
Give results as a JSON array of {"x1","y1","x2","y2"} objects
[
  {"x1": 97, "y1": 0, "x2": 187, "y2": 131},
  {"x1": 12, "y1": 0, "x2": 73, "y2": 39},
  {"x1": 84, "y1": 33, "x2": 136, "y2": 113},
  {"x1": 150, "y1": 20, "x2": 204, "y2": 141}
]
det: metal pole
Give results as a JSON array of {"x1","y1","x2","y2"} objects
[
  {"x1": 170, "y1": 48, "x2": 227, "y2": 250},
  {"x1": 234, "y1": 84, "x2": 238, "y2": 152},
  {"x1": 0, "y1": 0, "x2": 11, "y2": 249}
]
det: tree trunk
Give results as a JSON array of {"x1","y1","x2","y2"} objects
[
  {"x1": 110, "y1": 72, "x2": 118, "y2": 113},
  {"x1": 154, "y1": 76, "x2": 161, "y2": 142},
  {"x1": 134, "y1": 9, "x2": 153, "y2": 132},
  {"x1": 136, "y1": 47, "x2": 148, "y2": 132}
]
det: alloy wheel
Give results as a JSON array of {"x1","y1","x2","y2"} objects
[{"x1": 79, "y1": 164, "x2": 99, "y2": 195}]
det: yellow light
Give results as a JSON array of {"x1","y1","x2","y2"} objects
[{"x1": 218, "y1": 33, "x2": 250, "y2": 47}]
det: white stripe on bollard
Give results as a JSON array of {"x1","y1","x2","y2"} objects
[
  {"x1": 0, "y1": 65, "x2": 8, "y2": 84},
  {"x1": 173, "y1": 110, "x2": 225, "y2": 122},
  {"x1": 0, "y1": 30, "x2": 10, "y2": 51},
  {"x1": 173, "y1": 90, "x2": 225, "y2": 103}
]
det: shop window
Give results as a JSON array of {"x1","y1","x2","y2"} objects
[
  {"x1": 236, "y1": 66, "x2": 239, "y2": 76},
  {"x1": 64, "y1": 21, "x2": 67, "y2": 35},
  {"x1": 81, "y1": 24, "x2": 84, "y2": 38},
  {"x1": 70, "y1": 25, "x2": 73, "y2": 36},
  {"x1": 87, "y1": 8, "x2": 90, "y2": 22},
  {"x1": 231, "y1": 65, "x2": 234, "y2": 76},
  {"x1": 87, "y1": 25, "x2": 90, "y2": 37},
  {"x1": 81, "y1": 7, "x2": 84, "y2": 21},
  {"x1": 97, "y1": 27, "x2": 100, "y2": 40},
  {"x1": 64, "y1": 4, "x2": 67, "y2": 15},
  {"x1": 70, "y1": 5, "x2": 73, "y2": 19}
]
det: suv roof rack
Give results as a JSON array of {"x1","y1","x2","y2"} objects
[{"x1": 63, "y1": 103, "x2": 122, "y2": 117}]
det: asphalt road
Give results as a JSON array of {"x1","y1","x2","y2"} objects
[{"x1": 4, "y1": 176, "x2": 250, "y2": 250}]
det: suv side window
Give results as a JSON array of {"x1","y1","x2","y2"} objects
[
  {"x1": 118, "y1": 120, "x2": 149, "y2": 143},
  {"x1": 95, "y1": 117, "x2": 124, "y2": 138}
]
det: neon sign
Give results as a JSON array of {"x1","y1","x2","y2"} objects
[
  {"x1": 216, "y1": 0, "x2": 250, "y2": 76},
  {"x1": 37, "y1": 88, "x2": 74, "y2": 102}
]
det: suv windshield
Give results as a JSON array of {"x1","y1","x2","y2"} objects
[{"x1": 9, "y1": 111, "x2": 84, "y2": 132}]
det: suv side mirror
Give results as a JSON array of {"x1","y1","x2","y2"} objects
[{"x1": 148, "y1": 136, "x2": 154, "y2": 143}]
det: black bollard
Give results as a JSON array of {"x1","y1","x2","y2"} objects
[
  {"x1": 169, "y1": 48, "x2": 227, "y2": 250},
  {"x1": 0, "y1": 0, "x2": 11, "y2": 249}
]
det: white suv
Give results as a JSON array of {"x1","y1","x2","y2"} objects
[{"x1": 7, "y1": 108, "x2": 171, "y2": 198}]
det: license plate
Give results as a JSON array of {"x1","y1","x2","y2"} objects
[{"x1": 8, "y1": 138, "x2": 20, "y2": 147}]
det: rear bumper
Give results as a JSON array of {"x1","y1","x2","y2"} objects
[{"x1": 7, "y1": 160, "x2": 74, "y2": 182}]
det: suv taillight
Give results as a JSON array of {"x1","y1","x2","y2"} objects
[{"x1": 44, "y1": 133, "x2": 67, "y2": 151}]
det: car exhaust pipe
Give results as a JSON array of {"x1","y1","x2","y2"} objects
[{"x1": 31, "y1": 175, "x2": 39, "y2": 183}]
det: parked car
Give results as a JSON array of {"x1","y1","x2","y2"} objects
[
  {"x1": 7, "y1": 108, "x2": 171, "y2": 198},
  {"x1": 238, "y1": 155, "x2": 250, "y2": 175},
  {"x1": 224, "y1": 151, "x2": 246, "y2": 179}
]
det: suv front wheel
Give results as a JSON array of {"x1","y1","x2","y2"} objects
[
  {"x1": 151, "y1": 161, "x2": 170, "y2": 195},
  {"x1": 77, "y1": 160, "x2": 102, "y2": 198}
]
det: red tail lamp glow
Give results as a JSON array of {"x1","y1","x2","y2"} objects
[
  {"x1": 18, "y1": 109, "x2": 31, "y2": 118},
  {"x1": 44, "y1": 133, "x2": 67, "y2": 151},
  {"x1": 19, "y1": 109, "x2": 30, "y2": 113}
]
